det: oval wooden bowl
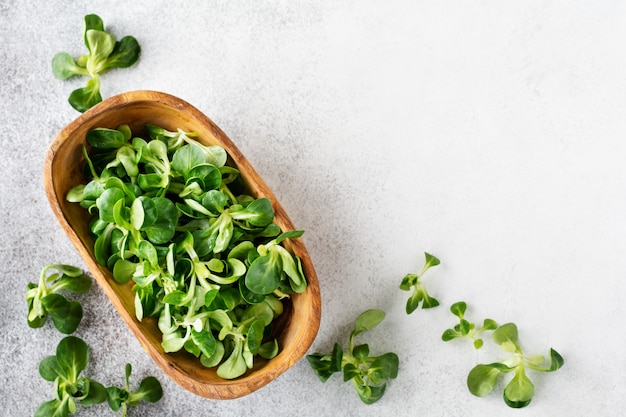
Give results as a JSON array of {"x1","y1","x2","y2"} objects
[{"x1": 44, "y1": 90, "x2": 322, "y2": 399}]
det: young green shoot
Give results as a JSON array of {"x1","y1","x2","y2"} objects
[
  {"x1": 306, "y1": 309, "x2": 399, "y2": 404},
  {"x1": 441, "y1": 301, "x2": 497, "y2": 349},
  {"x1": 466, "y1": 323, "x2": 564, "y2": 408},
  {"x1": 35, "y1": 336, "x2": 106, "y2": 417},
  {"x1": 52, "y1": 14, "x2": 140, "y2": 112},
  {"x1": 399, "y1": 252, "x2": 440, "y2": 314},
  {"x1": 26, "y1": 264, "x2": 92, "y2": 334},
  {"x1": 106, "y1": 363, "x2": 163, "y2": 417}
]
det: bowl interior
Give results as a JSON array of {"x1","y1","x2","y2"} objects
[{"x1": 44, "y1": 90, "x2": 321, "y2": 399}]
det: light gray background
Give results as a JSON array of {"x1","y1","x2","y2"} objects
[{"x1": 1, "y1": 1, "x2": 625, "y2": 416}]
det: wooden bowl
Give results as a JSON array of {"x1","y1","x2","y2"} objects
[{"x1": 44, "y1": 90, "x2": 322, "y2": 399}]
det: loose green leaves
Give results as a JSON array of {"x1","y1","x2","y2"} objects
[
  {"x1": 35, "y1": 338, "x2": 161, "y2": 417},
  {"x1": 26, "y1": 264, "x2": 92, "y2": 334},
  {"x1": 35, "y1": 336, "x2": 106, "y2": 417},
  {"x1": 399, "y1": 252, "x2": 440, "y2": 314},
  {"x1": 465, "y1": 323, "x2": 564, "y2": 408},
  {"x1": 106, "y1": 363, "x2": 163, "y2": 416},
  {"x1": 306, "y1": 309, "x2": 399, "y2": 404},
  {"x1": 52, "y1": 14, "x2": 140, "y2": 112},
  {"x1": 441, "y1": 301, "x2": 564, "y2": 409},
  {"x1": 441, "y1": 301, "x2": 497, "y2": 349}
]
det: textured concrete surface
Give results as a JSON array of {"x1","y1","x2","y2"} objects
[{"x1": 2, "y1": 1, "x2": 626, "y2": 416}]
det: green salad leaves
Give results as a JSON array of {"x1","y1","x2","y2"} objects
[
  {"x1": 52, "y1": 14, "x2": 140, "y2": 112},
  {"x1": 35, "y1": 336, "x2": 107, "y2": 417},
  {"x1": 441, "y1": 302, "x2": 564, "y2": 408},
  {"x1": 307, "y1": 309, "x2": 399, "y2": 404},
  {"x1": 441, "y1": 301, "x2": 498, "y2": 349},
  {"x1": 106, "y1": 363, "x2": 163, "y2": 417},
  {"x1": 66, "y1": 124, "x2": 307, "y2": 379},
  {"x1": 34, "y1": 337, "x2": 163, "y2": 417},
  {"x1": 399, "y1": 252, "x2": 440, "y2": 314},
  {"x1": 466, "y1": 323, "x2": 564, "y2": 408},
  {"x1": 306, "y1": 242, "x2": 566, "y2": 410},
  {"x1": 26, "y1": 264, "x2": 163, "y2": 416},
  {"x1": 26, "y1": 264, "x2": 92, "y2": 334}
]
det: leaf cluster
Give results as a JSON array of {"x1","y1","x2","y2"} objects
[
  {"x1": 35, "y1": 336, "x2": 106, "y2": 417},
  {"x1": 466, "y1": 323, "x2": 563, "y2": 408},
  {"x1": 399, "y1": 252, "x2": 440, "y2": 314},
  {"x1": 306, "y1": 309, "x2": 399, "y2": 404},
  {"x1": 441, "y1": 301, "x2": 497, "y2": 349},
  {"x1": 106, "y1": 363, "x2": 163, "y2": 417},
  {"x1": 442, "y1": 305, "x2": 564, "y2": 410},
  {"x1": 26, "y1": 264, "x2": 92, "y2": 334},
  {"x1": 35, "y1": 337, "x2": 163, "y2": 417},
  {"x1": 307, "y1": 251, "x2": 438, "y2": 405},
  {"x1": 66, "y1": 124, "x2": 307, "y2": 379},
  {"x1": 52, "y1": 14, "x2": 140, "y2": 112}
]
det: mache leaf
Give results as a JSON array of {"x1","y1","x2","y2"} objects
[{"x1": 353, "y1": 309, "x2": 385, "y2": 336}]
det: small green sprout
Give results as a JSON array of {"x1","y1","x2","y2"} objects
[
  {"x1": 25, "y1": 264, "x2": 92, "y2": 334},
  {"x1": 106, "y1": 363, "x2": 163, "y2": 417},
  {"x1": 306, "y1": 309, "x2": 399, "y2": 404},
  {"x1": 441, "y1": 301, "x2": 498, "y2": 349},
  {"x1": 466, "y1": 323, "x2": 564, "y2": 408},
  {"x1": 52, "y1": 14, "x2": 140, "y2": 112},
  {"x1": 35, "y1": 336, "x2": 106, "y2": 417},
  {"x1": 399, "y1": 252, "x2": 440, "y2": 314}
]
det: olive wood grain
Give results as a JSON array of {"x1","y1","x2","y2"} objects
[{"x1": 43, "y1": 90, "x2": 321, "y2": 399}]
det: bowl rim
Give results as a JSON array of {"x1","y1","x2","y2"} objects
[{"x1": 43, "y1": 90, "x2": 322, "y2": 399}]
